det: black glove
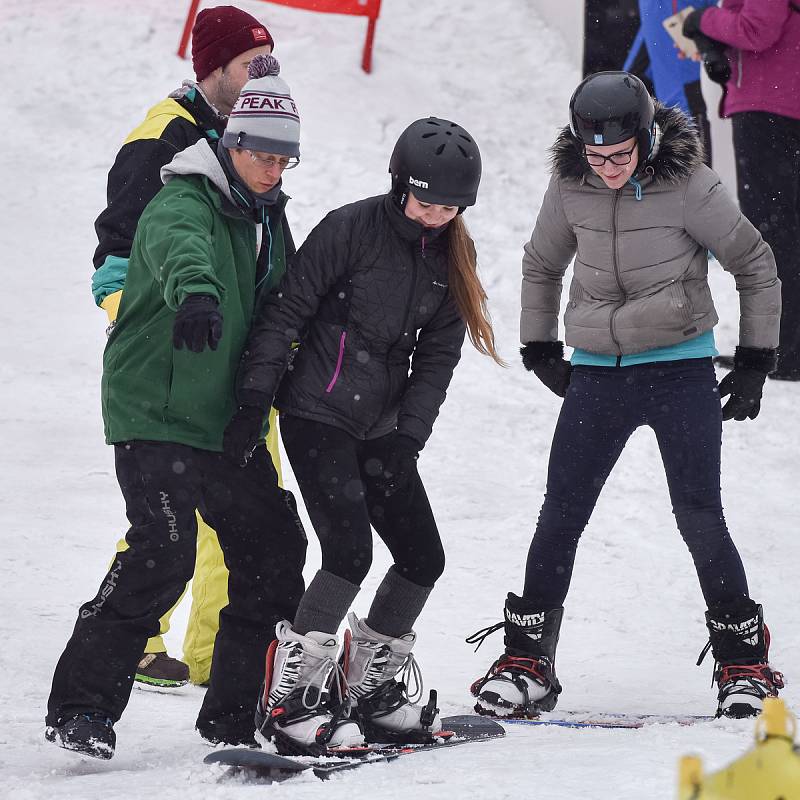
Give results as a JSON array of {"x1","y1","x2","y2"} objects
[
  {"x1": 223, "y1": 405, "x2": 267, "y2": 466},
  {"x1": 682, "y1": 8, "x2": 731, "y2": 85},
  {"x1": 521, "y1": 341, "x2": 573, "y2": 398},
  {"x1": 681, "y1": 7, "x2": 706, "y2": 39},
  {"x1": 373, "y1": 433, "x2": 421, "y2": 497},
  {"x1": 173, "y1": 294, "x2": 223, "y2": 353},
  {"x1": 718, "y1": 346, "x2": 777, "y2": 421}
]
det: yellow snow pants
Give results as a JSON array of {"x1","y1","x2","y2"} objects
[{"x1": 113, "y1": 409, "x2": 282, "y2": 684}]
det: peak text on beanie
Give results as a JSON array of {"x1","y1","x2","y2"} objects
[
  {"x1": 192, "y1": 5, "x2": 275, "y2": 82},
  {"x1": 222, "y1": 55, "x2": 301, "y2": 158}
]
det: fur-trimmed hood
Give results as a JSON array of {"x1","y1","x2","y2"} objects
[{"x1": 549, "y1": 103, "x2": 705, "y2": 184}]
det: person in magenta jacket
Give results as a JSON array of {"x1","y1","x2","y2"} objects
[{"x1": 683, "y1": 0, "x2": 800, "y2": 378}]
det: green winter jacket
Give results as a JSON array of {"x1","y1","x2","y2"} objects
[{"x1": 101, "y1": 139, "x2": 289, "y2": 451}]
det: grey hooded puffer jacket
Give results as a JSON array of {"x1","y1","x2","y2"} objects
[{"x1": 521, "y1": 105, "x2": 781, "y2": 355}]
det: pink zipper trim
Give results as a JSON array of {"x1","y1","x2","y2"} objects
[{"x1": 326, "y1": 331, "x2": 346, "y2": 393}]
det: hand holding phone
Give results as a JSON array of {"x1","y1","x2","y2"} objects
[{"x1": 663, "y1": 6, "x2": 699, "y2": 59}]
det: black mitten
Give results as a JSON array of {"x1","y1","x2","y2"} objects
[
  {"x1": 223, "y1": 406, "x2": 267, "y2": 466},
  {"x1": 521, "y1": 341, "x2": 572, "y2": 398},
  {"x1": 681, "y1": 7, "x2": 707, "y2": 38},
  {"x1": 172, "y1": 294, "x2": 223, "y2": 353},
  {"x1": 718, "y1": 346, "x2": 777, "y2": 421}
]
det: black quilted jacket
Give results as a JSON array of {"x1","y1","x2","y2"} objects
[{"x1": 238, "y1": 194, "x2": 467, "y2": 446}]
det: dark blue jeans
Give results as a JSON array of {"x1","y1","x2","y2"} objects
[{"x1": 523, "y1": 358, "x2": 749, "y2": 609}]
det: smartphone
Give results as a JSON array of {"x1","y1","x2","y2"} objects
[{"x1": 663, "y1": 6, "x2": 699, "y2": 59}]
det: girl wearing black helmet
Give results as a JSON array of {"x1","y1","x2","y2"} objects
[
  {"x1": 470, "y1": 72, "x2": 784, "y2": 721},
  {"x1": 223, "y1": 117, "x2": 501, "y2": 753}
]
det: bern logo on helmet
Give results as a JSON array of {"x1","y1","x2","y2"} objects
[{"x1": 408, "y1": 176, "x2": 429, "y2": 189}]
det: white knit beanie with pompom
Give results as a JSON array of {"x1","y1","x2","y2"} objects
[{"x1": 222, "y1": 54, "x2": 300, "y2": 157}]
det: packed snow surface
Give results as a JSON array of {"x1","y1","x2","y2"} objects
[{"x1": 2, "y1": 1, "x2": 798, "y2": 797}]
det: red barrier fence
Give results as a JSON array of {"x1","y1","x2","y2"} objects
[{"x1": 177, "y1": 0, "x2": 383, "y2": 73}]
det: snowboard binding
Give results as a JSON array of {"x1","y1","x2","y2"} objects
[
  {"x1": 470, "y1": 654, "x2": 561, "y2": 717},
  {"x1": 256, "y1": 683, "x2": 367, "y2": 757},
  {"x1": 355, "y1": 684, "x2": 445, "y2": 744}
]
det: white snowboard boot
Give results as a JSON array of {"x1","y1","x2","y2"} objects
[
  {"x1": 342, "y1": 613, "x2": 442, "y2": 742},
  {"x1": 255, "y1": 621, "x2": 364, "y2": 755}
]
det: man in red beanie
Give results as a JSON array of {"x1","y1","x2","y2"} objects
[{"x1": 89, "y1": 5, "x2": 275, "y2": 692}]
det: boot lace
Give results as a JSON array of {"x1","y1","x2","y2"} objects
[
  {"x1": 353, "y1": 640, "x2": 424, "y2": 706},
  {"x1": 465, "y1": 621, "x2": 504, "y2": 652},
  {"x1": 269, "y1": 641, "x2": 351, "y2": 716}
]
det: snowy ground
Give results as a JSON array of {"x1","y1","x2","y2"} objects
[{"x1": 2, "y1": 1, "x2": 798, "y2": 798}]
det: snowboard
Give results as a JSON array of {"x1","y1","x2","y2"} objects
[
  {"x1": 204, "y1": 715, "x2": 505, "y2": 782},
  {"x1": 502, "y1": 711, "x2": 715, "y2": 730}
]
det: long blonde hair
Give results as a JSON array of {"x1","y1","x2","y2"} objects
[{"x1": 447, "y1": 216, "x2": 505, "y2": 366}]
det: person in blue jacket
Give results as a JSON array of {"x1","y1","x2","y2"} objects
[{"x1": 624, "y1": 0, "x2": 717, "y2": 164}]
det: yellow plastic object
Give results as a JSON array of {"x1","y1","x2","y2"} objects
[
  {"x1": 100, "y1": 289, "x2": 123, "y2": 323},
  {"x1": 678, "y1": 698, "x2": 800, "y2": 799}
]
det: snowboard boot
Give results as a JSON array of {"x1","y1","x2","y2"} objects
[
  {"x1": 698, "y1": 598, "x2": 784, "y2": 719},
  {"x1": 134, "y1": 651, "x2": 190, "y2": 689},
  {"x1": 45, "y1": 712, "x2": 116, "y2": 759},
  {"x1": 468, "y1": 594, "x2": 563, "y2": 718},
  {"x1": 341, "y1": 612, "x2": 442, "y2": 744},
  {"x1": 255, "y1": 620, "x2": 364, "y2": 756}
]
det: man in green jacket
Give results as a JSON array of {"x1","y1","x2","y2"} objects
[
  {"x1": 45, "y1": 55, "x2": 306, "y2": 759},
  {"x1": 93, "y1": 4, "x2": 277, "y2": 690}
]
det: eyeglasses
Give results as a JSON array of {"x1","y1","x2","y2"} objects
[
  {"x1": 583, "y1": 145, "x2": 636, "y2": 167},
  {"x1": 247, "y1": 151, "x2": 300, "y2": 171}
]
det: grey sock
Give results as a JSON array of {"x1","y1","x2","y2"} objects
[
  {"x1": 293, "y1": 570, "x2": 360, "y2": 635},
  {"x1": 366, "y1": 569, "x2": 433, "y2": 638}
]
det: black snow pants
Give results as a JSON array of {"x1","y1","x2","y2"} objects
[
  {"x1": 732, "y1": 111, "x2": 800, "y2": 377},
  {"x1": 523, "y1": 359, "x2": 749, "y2": 609},
  {"x1": 46, "y1": 440, "x2": 306, "y2": 741}
]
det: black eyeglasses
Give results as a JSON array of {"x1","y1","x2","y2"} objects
[{"x1": 584, "y1": 145, "x2": 636, "y2": 167}]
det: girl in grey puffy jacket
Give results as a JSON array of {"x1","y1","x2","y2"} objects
[{"x1": 470, "y1": 72, "x2": 783, "y2": 724}]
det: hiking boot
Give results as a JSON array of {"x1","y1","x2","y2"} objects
[
  {"x1": 342, "y1": 612, "x2": 441, "y2": 743},
  {"x1": 135, "y1": 652, "x2": 189, "y2": 688},
  {"x1": 469, "y1": 594, "x2": 563, "y2": 718},
  {"x1": 45, "y1": 713, "x2": 116, "y2": 759}
]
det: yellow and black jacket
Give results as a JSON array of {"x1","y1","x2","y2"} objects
[{"x1": 92, "y1": 83, "x2": 225, "y2": 321}]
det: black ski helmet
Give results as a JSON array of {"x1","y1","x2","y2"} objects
[
  {"x1": 569, "y1": 71, "x2": 655, "y2": 165},
  {"x1": 389, "y1": 117, "x2": 481, "y2": 208}
]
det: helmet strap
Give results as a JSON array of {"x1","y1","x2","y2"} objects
[{"x1": 635, "y1": 121, "x2": 661, "y2": 175}]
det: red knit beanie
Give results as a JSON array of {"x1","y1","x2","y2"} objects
[{"x1": 192, "y1": 5, "x2": 275, "y2": 81}]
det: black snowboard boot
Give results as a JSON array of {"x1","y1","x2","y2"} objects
[
  {"x1": 45, "y1": 713, "x2": 116, "y2": 759},
  {"x1": 698, "y1": 597, "x2": 784, "y2": 719},
  {"x1": 468, "y1": 593, "x2": 563, "y2": 718}
]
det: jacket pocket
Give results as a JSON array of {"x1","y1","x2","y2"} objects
[
  {"x1": 565, "y1": 280, "x2": 586, "y2": 326},
  {"x1": 668, "y1": 282, "x2": 693, "y2": 325}
]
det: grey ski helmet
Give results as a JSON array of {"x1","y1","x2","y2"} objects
[
  {"x1": 389, "y1": 117, "x2": 481, "y2": 208},
  {"x1": 569, "y1": 71, "x2": 655, "y2": 167}
]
